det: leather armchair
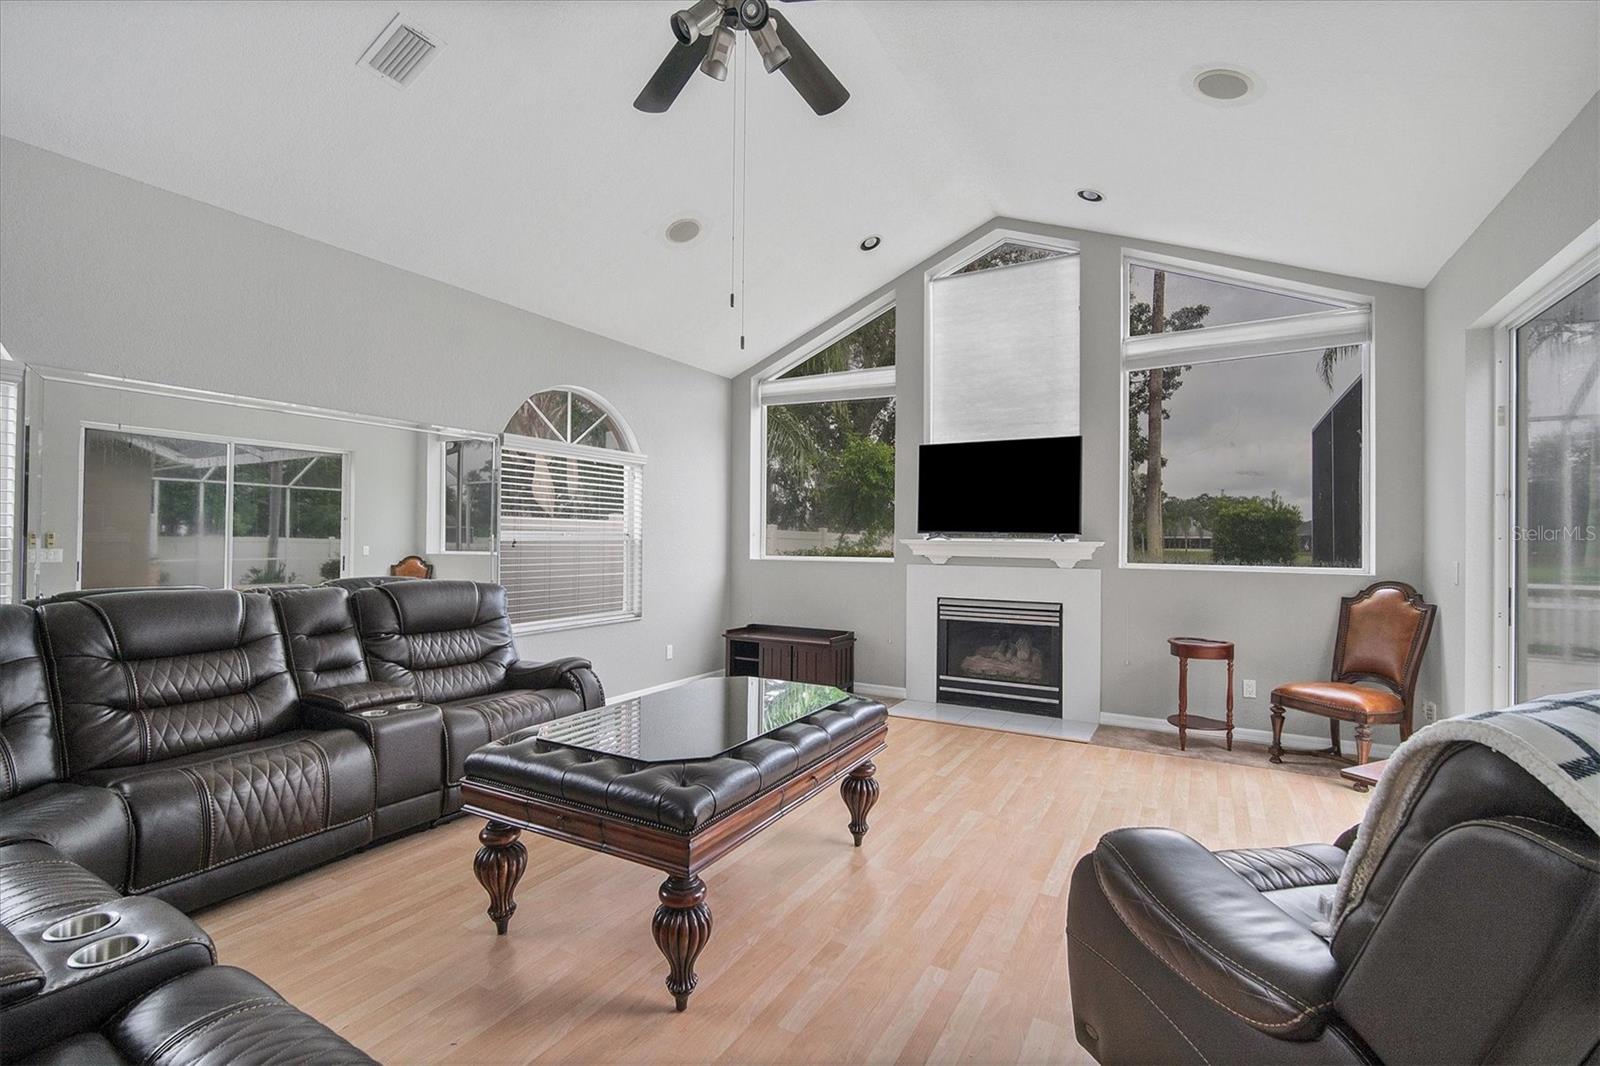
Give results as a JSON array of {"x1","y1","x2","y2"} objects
[
  {"x1": 1065, "y1": 742, "x2": 1599, "y2": 1064},
  {"x1": 351, "y1": 580, "x2": 605, "y2": 811}
]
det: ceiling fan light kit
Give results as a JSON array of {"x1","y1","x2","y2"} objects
[
  {"x1": 672, "y1": 0, "x2": 726, "y2": 45},
  {"x1": 700, "y1": 24, "x2": 737, "y2": 81},
  {"x1": 637, "y1": 0, "x2": 849, "y2": 116}
]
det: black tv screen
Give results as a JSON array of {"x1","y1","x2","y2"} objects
[{"x1": 918, "y1": 436, "x2": 1081, "y2": 536}]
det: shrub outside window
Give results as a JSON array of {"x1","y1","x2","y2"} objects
[{"x1": 758, "y1": 305, "x2": 896, "y2": 559}]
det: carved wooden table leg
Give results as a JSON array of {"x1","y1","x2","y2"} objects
[
  {"x1": 840, "y1": 760, "x2": 880, "y2": 846},
  {"x1": 652, "y1": 875, "x2": 711, "y2": 1012},
  {"x1": 474, "y1": 821, "x2": 527, "y2": 935},
  {"x1": 1269, "y1": 701, "x2": 1286, "y2": 764}
]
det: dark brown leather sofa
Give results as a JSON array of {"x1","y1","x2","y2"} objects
[
  {"x1": 0, "y1": 581, "x2": 602, "y2": 912},
  {"x1": 1065, "y1": 743, "x2": 1600, "y2": 1064}
]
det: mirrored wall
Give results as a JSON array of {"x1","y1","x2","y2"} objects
[{"x1": 20, "y1": 367, "x2": 497, "y2": 600}]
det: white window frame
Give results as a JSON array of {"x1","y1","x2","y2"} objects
[
  {"x1": 0, "y1": 351, "x2": 21, "y2": 604},
  {"x1": 425, "y1": 436, "x2": 499, "y2": 556},
  {"x1": 1118, "y1": 250, "x2": 1376, "y2": 575},
  {"x1": 751, "y1": 292, "x2": 897, "y2": 562},
  {"x1": 1490, "y1": 236, "x2": 1600, "y2": 706},
  {"x1": 75, "y1": 422, "x2": 352, "y2": 589},
  {"x1": 499, "y1": 387, "x2": 645, "y2": 634}
]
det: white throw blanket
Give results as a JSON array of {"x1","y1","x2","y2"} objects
[{"x1": 1324, "y1": 689, "x2": 1600, "y2": 936}]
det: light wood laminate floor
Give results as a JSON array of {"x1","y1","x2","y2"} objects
[{"x1": 199, "y1": 716, "x2": 1369, "y2": 1064}]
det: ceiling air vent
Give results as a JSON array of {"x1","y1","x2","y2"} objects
[{"x1": 360, "y1": 17, "x2": 439, "y2": 88}]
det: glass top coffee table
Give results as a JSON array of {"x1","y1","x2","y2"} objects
[
  {"x1": 460, "y1": 676, "x2": 888, "y2": 1012},
  {"x1": 531, "y1": 676, "x2": 849, "y2": 763}
]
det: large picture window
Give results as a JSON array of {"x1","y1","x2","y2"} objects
[
  {"x1": 757, "y1": 304, "x2": 896, "y2": 559},
  {"x1": 1122, "y1": 256, "x2": 1372, "y2": 571},
  {"x1": 499, "y1": 388, "x2": 643, "y2": 630},
  {"x1": 81, "y1": 428, "x2": 346, "y2": 588}
]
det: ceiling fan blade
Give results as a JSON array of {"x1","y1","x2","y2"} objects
[
  {"x1": 633, "y1": 36, "x2": 713, "y2": 113},
  {"x1": 772, "y1": 13, "x2": 849, "y2": 115}
]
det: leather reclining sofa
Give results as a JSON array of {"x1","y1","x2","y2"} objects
[
  {"x1": 1065, "y1": 743, "x2": 1600, "y2": 1064},
  {"x1": 0, "y1": 578, "x2": 604, "y2": 1062}
]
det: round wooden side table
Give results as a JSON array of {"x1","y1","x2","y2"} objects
[{"x1": 1167, "y1": 637, "x2": 1235, "y2": 751}]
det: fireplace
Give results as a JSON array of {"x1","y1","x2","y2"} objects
[{"x1": 936, "y1": 597, "x2": 1064, "y2": 717}]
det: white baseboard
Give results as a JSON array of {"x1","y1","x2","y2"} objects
[
  {"x1": 854, "y1": 682, "x2": 908, "y2": 700},
  {"x1": 608, "y1": 670, "x2": 722, "y2": 703},
  {"x1": 1098, "y1": 712, "x2": 1397, "y2": 759}
]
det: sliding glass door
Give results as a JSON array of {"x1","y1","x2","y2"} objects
[
  {"x1": 81, "y1": 427, "x2": 346, "y2": 590},
  {"x1": 1513, "y1": 273, "x2": 1599, "y2": 700}
]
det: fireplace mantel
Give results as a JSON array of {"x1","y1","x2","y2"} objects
[{"x1": 901, "y1": 538, "x2": 1105, "y2": 569}]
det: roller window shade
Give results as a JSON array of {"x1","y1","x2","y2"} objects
[
  {"x1": 498, "y1": 443, "x2": 642, "y2": 629},
  {"x1": 928, "y1": 254, "x2": 1080, "y2": 443}
]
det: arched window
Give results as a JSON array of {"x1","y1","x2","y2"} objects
[{"x1": 499, "y1": 388, "x2": 644, "y2": 630}]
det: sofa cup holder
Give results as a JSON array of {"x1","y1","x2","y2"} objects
[
  {"x1": 357, "y1": 709, "x2": 390, "y2": 718},
  {"x1": 396, "y1": 702, "x2": 426, "y2": 711},
  {"x1": 42, "y1": 910, "x2": 120, "y2": 942},
  {"x1": 66, "y1": 933, "x2": 148, "y2": 969}
]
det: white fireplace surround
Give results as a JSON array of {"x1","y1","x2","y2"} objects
[{"x1": 906, "y1": 563, "x2": 1101, "y2": 725}]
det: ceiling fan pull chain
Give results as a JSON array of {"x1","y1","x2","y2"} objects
[{"x1": 739, "y1": 30, "x2": 749, "y2": 352}]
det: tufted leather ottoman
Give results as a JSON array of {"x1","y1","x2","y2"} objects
[{"x1": 459, "y1": 677, "x2": 887, "y2": 1011}]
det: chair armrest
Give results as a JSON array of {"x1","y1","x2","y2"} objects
[
  {"x1": 301, "y1": 680, "x2": 412, "y2": 714},
  {"x1": 504, "y1": 658, "x2": 604, "y2": 708},
  {"x1": 1091, "y1": 828, "x2": 1340, "y2": 1039}
]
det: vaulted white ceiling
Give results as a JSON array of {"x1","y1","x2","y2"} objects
[{"x1": 1, "y1": 1, "x2": 1595, "y2": 377}]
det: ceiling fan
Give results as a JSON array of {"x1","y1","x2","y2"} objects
[{"x1": 634, "y1": 0, "x2": 849, "y2": 116}]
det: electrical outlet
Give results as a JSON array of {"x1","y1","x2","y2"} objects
[
  {"x1": 1242, "y1": 679, "x2": 1257, "y2": 699},
  {"x1": 1421, "y1": 699, "x2": 1438, "y2": 724},
  {"x1": 362, "y1": 545, "x2": 370, "y2": 557},
  {"x1": 665, "y1": 643, "x2": 674, "y2": 661}
]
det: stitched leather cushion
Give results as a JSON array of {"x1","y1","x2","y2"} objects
[
  {"x1": 108, "y1": 965, "x2": 377, "y2": 1066},
  {"x1": 268, "y1": 587, "x2": 368, "y2": 693},
  {"x1": 79, "y1": 731, "x2": 374, "y2": 893},
  {"x1": 40, "y1": 591, "x2": 298, "y2": 775},
  {"x1": 1338, "y1": 585, "x2": 1430, "y2": 688},
  {"x1": 1271, "y1": 681, "x2": 1401, "y2": 717},
  {"x1": 0, "y1": 783, "x2": 132, "y2": 889},
  {"x1": 440, "y1": 689, "x2": 574, "y2": 786},
  {"x1": 17, "y1": 1032, "x2": 129, "y2": 1065},
  {"x1": 464, "y1": 696, "x2": 885, "y2": 832},
  {"x1": 352, "y1": 581, "x2": 516, "y2": 704},
  {"x1": 1090, "y1": 827, "x2": 1340, "y2": 1040},
  {"x1": 1213, "y1": 844, "x2": 1347, "y2": 892},
  {"x1": 0, "y1": 841, "x2": 121, "y2": 926},
  {"x1": 0, "y1": 604, "x2": 58, "y2": 798}
]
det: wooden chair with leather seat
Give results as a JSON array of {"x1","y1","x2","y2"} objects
[{"x1": 1269, "y1": 580, "x2": 1437, "y2": 773}]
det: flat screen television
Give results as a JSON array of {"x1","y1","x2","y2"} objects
[{"x1": 917, "y1": 436, "x2": 1081, "y2": 536}]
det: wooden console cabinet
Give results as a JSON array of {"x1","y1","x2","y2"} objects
[{"x1": 723, "y1": 625, "x2": 855, "y2": 691}]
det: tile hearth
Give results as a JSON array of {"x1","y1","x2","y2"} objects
[{"x1": 888, "y1": 699, "x2": 1098, "y2": 742}]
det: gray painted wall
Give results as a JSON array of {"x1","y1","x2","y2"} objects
[
  {"x1": 730, "y1": 220, "x2": 1427, "y2": 743},
  {"x1": 1421, "y1": 93, "x2": 1600, "y2": 718},
  {"x1": 0, "y1": 137, "x2": 732, "y2": 697}
]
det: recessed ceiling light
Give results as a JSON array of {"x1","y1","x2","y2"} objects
[
  {"x1": 1076, "y1": 189, "x2": 1104, "y2": 203},
  {"x1": 859, "y1": 235, "x2": 882, "y2": 251},
  {"x1": 1190, "y1": 67, "x2": 1257, "y2": 104},
  {"x1": 664, "y1": 217, "x2": 703, "y2": 244}
]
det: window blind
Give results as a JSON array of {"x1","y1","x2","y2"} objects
[
  {"x1": 498, "y1": 442, "x2": 643, "y2": 629},
  {"x1": 927, "y1": 254, "x2": 1080, "y2": 443}
]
